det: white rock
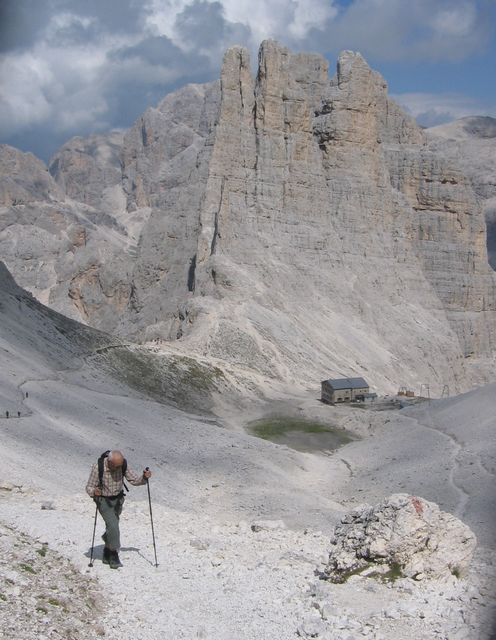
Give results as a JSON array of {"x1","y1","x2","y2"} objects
[
  {"x1": 251, "y1": 519, "x2": 286, "y2": 532},
  {"x1": 325, "y1": 494, "x2": 477, "y2": 582},
  {"x1": 297, "y1": 618, "x2": 326, "y2": 637},
  {"x1": 189, "y1": 538, "x2": 209, "y2": 550}
]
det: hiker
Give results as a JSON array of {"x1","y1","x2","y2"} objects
[{"x1": 86, "y1": 450, "x2": 152, "y2": 568}]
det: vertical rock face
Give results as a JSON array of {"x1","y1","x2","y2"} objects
[
  {"x1": 117, "y1": 82, "x2": 221, "y2": 339},
  {"x1": 177, "y1": 41, "x2": 496, "y2": 391},
  {"x1": 0, "y1": 144, "x2": 64, "y2": 206},
  {"x1": 426, "y1": 116, "x2": 496, "y2": 271},
  {"x1": 0, "y1": 143, "x2": 134, "y2": 324},
  {"x1": 1, "y1": 42, "x2": 495, "y2": 393},
  {"x1": 49, "y1": 131, "x2": 125, "y2": 213}
]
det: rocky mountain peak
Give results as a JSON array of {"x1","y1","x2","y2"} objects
[
  {"x1": 336, "y1": 49, "x2": 376, "y2": 83},
  {"x1": 48, "y1": 131, "x2": 124, "y2": 211},
  {"x1": 1, "y1": 41, "x2": 495, "y2": 395},
  {"x1": 0, "y1": 144, "x2": 63, "y2": 206},
  {"x1": 461, "y1": 116, "x2": 496, "y2": 139}
]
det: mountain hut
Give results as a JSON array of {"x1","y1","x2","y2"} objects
[{"x1": 321, "y1": 377, "x2": 370, "y2": 404}]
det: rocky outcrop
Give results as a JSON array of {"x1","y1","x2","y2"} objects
[
  {"x1": 427, "y1": 117, "x2": 496, "y2": 201},
  {"x1": 427, "y1": 116, "x2": 496, "y2": 269},
  {"x1": 0, "y1": 143, "x2": 135, "y2": 322},
  {"x1": 0, "y1": 144, "x2": 63, "y2": 206},
  {"x1": 1, "y1": 42, "x2": 495, "y2": 394},
  {"x1": 325, "y1": 494, "x2": 477, "y2": 582},
  {"x1": 49, "y1": 131, "x2": 125, "y2": 213},
  {"x1": 117, "y1": 82, "x2": 221, "y2": 339}
]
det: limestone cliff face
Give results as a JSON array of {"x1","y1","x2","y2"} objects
[
  {"x1": 49, "y1": 131, "x2": 125, "y2": 212},
  {"x1": 117, "y1": 82, "x2": 221, "y2": 338},
  {"x1": 426, "y1": 117, "x2": 496, "y2": 271},
  {"x1": 0, "y1": 143, "x2": 133, "y2": 324},
  {"x1": 178, "y1": 42, "x2": 496, "y2": 391},
  {"x1": 1, "y1": 42, "x2": 495, "y2": 394},
  {"x1": 0, "y1": 144, "x2": 64, "y2": 206}
]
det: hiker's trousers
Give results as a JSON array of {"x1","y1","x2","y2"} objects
[{"x1": 95, "y1": 494, "x2": 124, "y2": 550}]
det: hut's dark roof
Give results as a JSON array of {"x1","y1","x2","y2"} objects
[{"x1": 322, "y1": 377, "x2": 369, "y2": 390}]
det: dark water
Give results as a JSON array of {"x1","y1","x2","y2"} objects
[{"x1": 247, "y1": 416, "x2": 354, "y2": 453}]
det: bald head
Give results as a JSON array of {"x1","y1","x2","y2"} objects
[{"x1": 108, "y1": 450, "x2": 124, "y2": 469}]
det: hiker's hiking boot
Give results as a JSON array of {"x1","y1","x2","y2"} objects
[
  {"x1": 102, "y1": 547, "x2": 111, "y2": 565},
  {"x1": 108, "y1": 551, "x2": 123, "y2": 569}
]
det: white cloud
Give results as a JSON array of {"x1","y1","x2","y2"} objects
[
  {"x1": 221, "y1": 0, "x2": 338, "y2": 44},
  {"x1": 0, "y1": 44, "x2": 106, "y2": 137},
  {"x1": 0, "y1": 12, "x2": 142, "y2": 139},
  {"x1": 145, "y1": 0, "x2": 339, "y2": 53},
  {"x1": 430, "y1": 3, "x2": 476, "y2": 37},
  {"x1": 0, "y1": 53, "x2": 53, "y2": 134},
  {"x1": 144, "y1": 0, "x2": 189, "y2": 44},
  {"x1": 0, "y1": 0, "x2": 494, "y2": 159},
  {"x1": 45, "y1": 12, "x2": 97, "y2": 37},
  {"x1": 391, "y1": 92, "x2": 495, "y2": 127},
  {"x1": 289, "y1": 0, "x2": 338, "y2": 40},
  {"x1": 221, "y1": 0, "x2": 290, "y2": 44},
  {"x1": 306, "y1": 0, "x2": 492, "y2": 62}
]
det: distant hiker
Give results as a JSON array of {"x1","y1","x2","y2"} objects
[
  {"x1": 17, "y1": 411, "x2": 20, "y2": 418},
  {"x1": 5, "y1": 410, "x2": 8, "y2": 418},
  {"x1": 86, "y1": 450, "x2": 152, "y2": 569},
  {"x1": 25, "y1": 392, "x2": 28, "y2": 398}
]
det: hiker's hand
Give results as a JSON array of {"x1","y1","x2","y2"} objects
[
  {"x1": 93, "y1": 488, "x2": 102, "y2": 497},
  {"x1": 143, "y1": 469, "x2": 152, "y2": 479}
]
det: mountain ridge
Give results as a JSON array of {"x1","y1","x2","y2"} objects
[{"x1": 1, "y1": 41, "x2": 495, "y2": 395}]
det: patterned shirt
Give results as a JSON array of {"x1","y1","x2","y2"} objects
[{"x1": 85, "y1": 457, "x2": 146, "y2": 497}]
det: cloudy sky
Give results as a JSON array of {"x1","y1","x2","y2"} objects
[{"x1": 1, "y1": 0, "x2": 495, "y2": 162}]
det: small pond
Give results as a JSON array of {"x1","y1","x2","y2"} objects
[{"x1": 247, "y1": 416, "x2": 355, "y2": 454}]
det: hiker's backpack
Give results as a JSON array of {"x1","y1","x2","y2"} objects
[{"x1": 98, "y1": 450, "x2": 129, "y2": 492}]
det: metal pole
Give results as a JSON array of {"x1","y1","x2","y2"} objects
[
  {"x1": 88, "y1": 500, "x2": 99, "y2": 567},
  {"x1": 145, "y1": 467, "x2": 158, "y2": 567}
]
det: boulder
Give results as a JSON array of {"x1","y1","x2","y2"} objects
[{"x1": 325, "y1": 494, "x2": 476, "y2": 582}]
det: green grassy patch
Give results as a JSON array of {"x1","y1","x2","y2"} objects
[
  {"x1": 94, "y1": 347, "x2": 227, "y2": 413},
  {"x1": 19, "y1": 563, "x2": 36, "y2": 574},
  {"x1": 368, "y1": 562, "x2": 404, "y2": 583},
  {"x1": 48, "y1": 598, "x2": 61, "y2": 606},
  {"x1": 326, "y1": 562, "x2": 373, "y2": 583},
  {"x1": 249, "y1": 416, "x2": 337, "y2": 439},
  {"x1": 36, "y1": 606, "x2": 48, "y2": 614},
  {"x1": 247, "y1": 416, "x2": 354, "y2": 453},
  {"x1": 36, "y1": 544, "x2": 48, "y2": 557},
  {"x1": 0, "y1": 593, "x2": 7, "y2": 601},
  {"x1": 329, "y1": 561, "x2": 404, "y2": 584}
]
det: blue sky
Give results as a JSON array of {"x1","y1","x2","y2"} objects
[{"x1": 1, "y1": 0, "x2": 495, "y2": 161}]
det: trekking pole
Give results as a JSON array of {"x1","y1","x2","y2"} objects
[
  {"x1": 88, "y1": 500, "x2": 99, "y2": 567},
  {"x1": 145, "y1": 467, "x2": 158, "y2": 567}
]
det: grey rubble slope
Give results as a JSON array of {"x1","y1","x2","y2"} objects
[
  {"x1": 1, "y1": 41, "x2": 496, "y2": 395},
  {"x1": 0, "y1": 261, "x2": 344, "y2": 529},
  {"x1": 0, "y1": 261, "x2": 228, "y2": 414},
  {"x1": 2, "y1": 259, "x2": 496, "y2": 548},
  {"x1": 1, "y1": 261, "x2": 496, "y2": 640}
]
